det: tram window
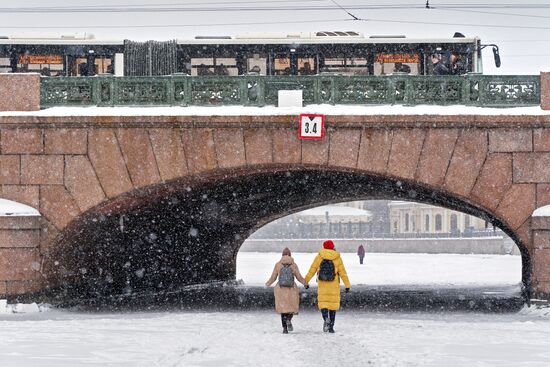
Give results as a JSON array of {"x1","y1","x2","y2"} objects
[
  {"x1": 374, "y1": 53, "x2": 420, "y2": 75},
  {"x1": 73, "y1": 57, "x2": 96, "y2": 76},
  {"x1": 95, "y1": 57, "x2": 113, "y2": 74},
  {"x1": 322, "y1": 56, "x2": 368, "y2": 75},
  {"x1": 297, "y1": 57, "x2": 316, "y2": 75},
  {"x1": 274, "y1": 56, "x2": 291, "y2": 75},
  {"x1": 0, "y1": 57, "x2": 11, "y2": 73},
  {"x1": 215, "y1": 58, "x2": 238, "y2": 76},
  {"x1": 191, "y1": 57, "x2": 237, "y2": 76},
  {"x1": 18, "y1": 54, "x2": 64, "y2": 75},
  {"x1": 426, "y1": 52, "x2": 469, "y2": 76},
  {"x1": 247, "y1": 54, "x2": 267, "y2": 75},
  {"x1": 192, "y1": 58, "x2": 214, "y2": 76}
]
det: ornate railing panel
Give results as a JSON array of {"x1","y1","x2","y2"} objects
[{"x1": 40, "y1": 74, "x2": 541, "y2": 108}]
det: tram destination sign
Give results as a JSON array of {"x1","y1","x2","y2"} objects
[{"x1": 299, "y1": 114, "x2": 325, "y2": 140}]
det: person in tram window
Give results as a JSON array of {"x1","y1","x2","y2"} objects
[
  {"x1": 248, "y1": 65, "x2": 261, "y2": 75},
  {"x1": 197, "y1": 63, "x2": 209, "y2": 76},
  {"x1": 265, "y1": 247, "x2": 308, "y2": 334},
  {"x1": 393, "y1": 62, "x2": 411, "y2": 74},
  {"x1": 41, "y1": 67, "x2": 51, "y2": 76},
  {"x1": 430, "y1": 54, "x2": 449, "y2": 75},
  {"x1": 215, "y1": 63, "x2": 229, "y2": 76},
  {"x1": 450, "y1": 51, "x2": 466, "y2": 75},
  {"x1": 78, "y1": 62, "x2": 88, "y2": 76},
  {"x1": 300, "y1": 62, "x2": 314, "y2": 75}
]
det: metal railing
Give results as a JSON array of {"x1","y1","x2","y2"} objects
[{"x1": 40, "y1": 74, "x2": 541, "y2": 108}]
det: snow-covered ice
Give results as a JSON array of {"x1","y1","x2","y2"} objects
[
  {"x1": 237, "y1": 252, "x2": 522, "y2": 287},
  {"x1": 0, "y1": 253, "x2": 532, "y2": 366},
  {"x1": 2, "y1": 309, "x2": 550, "y2": 367}
]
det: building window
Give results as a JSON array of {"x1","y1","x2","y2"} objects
[
  {"x1": 450, "y1": 214, "x2": 458, "y2": 231},
  {"x1": 425, "y1": 214, "x2": 430, "y2": 232},
  {"x1": 464, "y1": 215, "x2": 470, "y2": 229},
  {"x1": 405, "y1": 213, "x2": 409, "y2": 232},
  {"x1": 435, "y1": 214, "x2": 442, "y2": 231}
]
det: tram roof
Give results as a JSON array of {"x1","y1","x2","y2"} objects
[{"x1": 0, "y1": 32, "x2": 479, "y2": 46}]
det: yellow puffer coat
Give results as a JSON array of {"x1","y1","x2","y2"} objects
[{"x1": 305, "y1": 249, "x2": 351, "y2": 311}]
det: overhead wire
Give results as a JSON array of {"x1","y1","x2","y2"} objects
[
  {"x1": 3, "y1": 3, "x2": 550, "y2": 13},
  {"x1": 431, "y1": 7, "x2": 550, "y2": 20},
  {"x1": 0, "y1": 1, "x2": 549, "y2": 31},
  {"x1": 0, "y1": 18, "x2": 355, "y2": 29}
]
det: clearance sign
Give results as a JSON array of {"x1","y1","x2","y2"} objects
[
  {"x1": 299, "y1": 114, "x2": 324, "y2": 139},
  {"x1": 375, "y1": 53, "x2": 420, "y2": 63},
  {"x1": 18, "y1": 55, "x2": 63, "y2": 65}
]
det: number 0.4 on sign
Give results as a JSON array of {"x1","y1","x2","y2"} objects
[{"x1": 299, "y1": 114, "x2": 325, "y2": 139}]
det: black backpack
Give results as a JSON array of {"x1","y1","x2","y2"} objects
[{"x1": 318, "y1": 259, "x2": 335, "y2": 281}]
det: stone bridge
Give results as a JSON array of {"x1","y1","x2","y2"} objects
[
  {"x1": 1, "y1": 112, "x2": 550, "y2": 302},
  {"x1": 0, "y1": 72, "x2": 550, "y2": 303}
]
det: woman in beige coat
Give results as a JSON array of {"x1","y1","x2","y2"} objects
[{"x1": 265, "y1": 248, "x2": 308, "y2": 333}]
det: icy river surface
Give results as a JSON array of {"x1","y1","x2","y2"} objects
[
  {"x1": 1, "y1": 253, "x2": 544, "y2": 366},
  {"x1": 1, "y1": 309, "x2": 550, "y2": 367}
]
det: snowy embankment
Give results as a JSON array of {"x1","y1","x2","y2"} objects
[
  {"x1": 237, "y1": 252, "x2": 522, "y2": 287},
  {"x1": 0, "y1": 300, "x2": 49, "y2": 314}
]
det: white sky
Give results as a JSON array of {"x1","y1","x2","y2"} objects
[{"x1": 0, "y1": 0, "x2": 549, "y2": 74}]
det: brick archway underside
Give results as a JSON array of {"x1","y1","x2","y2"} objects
[{"x1": 44, "y1": 165, "x2": 529, "y2": 304}]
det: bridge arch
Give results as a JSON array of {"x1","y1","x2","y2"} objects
[
  {"x1": 43, "y1": 164, "x2": 531, "y2": 303},
  {"x1": 2, "y1": 115, "x2": 548, "y2": 299}
]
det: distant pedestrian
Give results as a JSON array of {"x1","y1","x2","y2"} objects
[
  {"x1": 265, "y1": 247, "x2": 308, "y2": 334},
  {"x1": 305, "y1": 240, "x2": 351, "y2": 333},
  {"x1": 357, "y1": 244, "x2": 365, "y2": 265}
]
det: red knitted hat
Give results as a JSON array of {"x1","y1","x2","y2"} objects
[{"x1": 323, "y1": 240, "x2": 334, "y2": 250}]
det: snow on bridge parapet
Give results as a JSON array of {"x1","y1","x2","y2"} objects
[{"x1": 2, "y1": 104, "x2": 550, "y2": 118}]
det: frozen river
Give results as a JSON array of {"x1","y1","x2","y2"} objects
[
  {"x1": 1, "y1": 309, "x2": 550, "y2": 367},
  {"x1": 236, "y1": 252, "x2": 522, "y2": 287},
  {"x1": 0, "y1": 252, "x2": 533, "y2": 366}
]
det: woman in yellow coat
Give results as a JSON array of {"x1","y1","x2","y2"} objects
[{"x1": 305, "y1": 240, "x2": 351, "y2": 333}]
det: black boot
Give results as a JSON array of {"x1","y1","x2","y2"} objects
[
  {"x1": 328, "y1": 310, "x2": 336, "y2": 333},
  {"x1": 321, "y1": 309, "x2": 330, "y2": 332},
  {"x1": 281, "y1": 314, "x2": 289, "y2": 334},
  {"x1": 287, "y1": 314, "x2": 294, "y2": 332}
]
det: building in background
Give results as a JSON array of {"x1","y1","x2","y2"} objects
[
  {"x1": 388, "y1": 201, "x2": 489, "y2": 235},
  {"x1": 297, "y1": 204, "x2": 372, "y2": 224},
  {"x1": 360, "y1": 200, "x2": 391, "y2": 234}
]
